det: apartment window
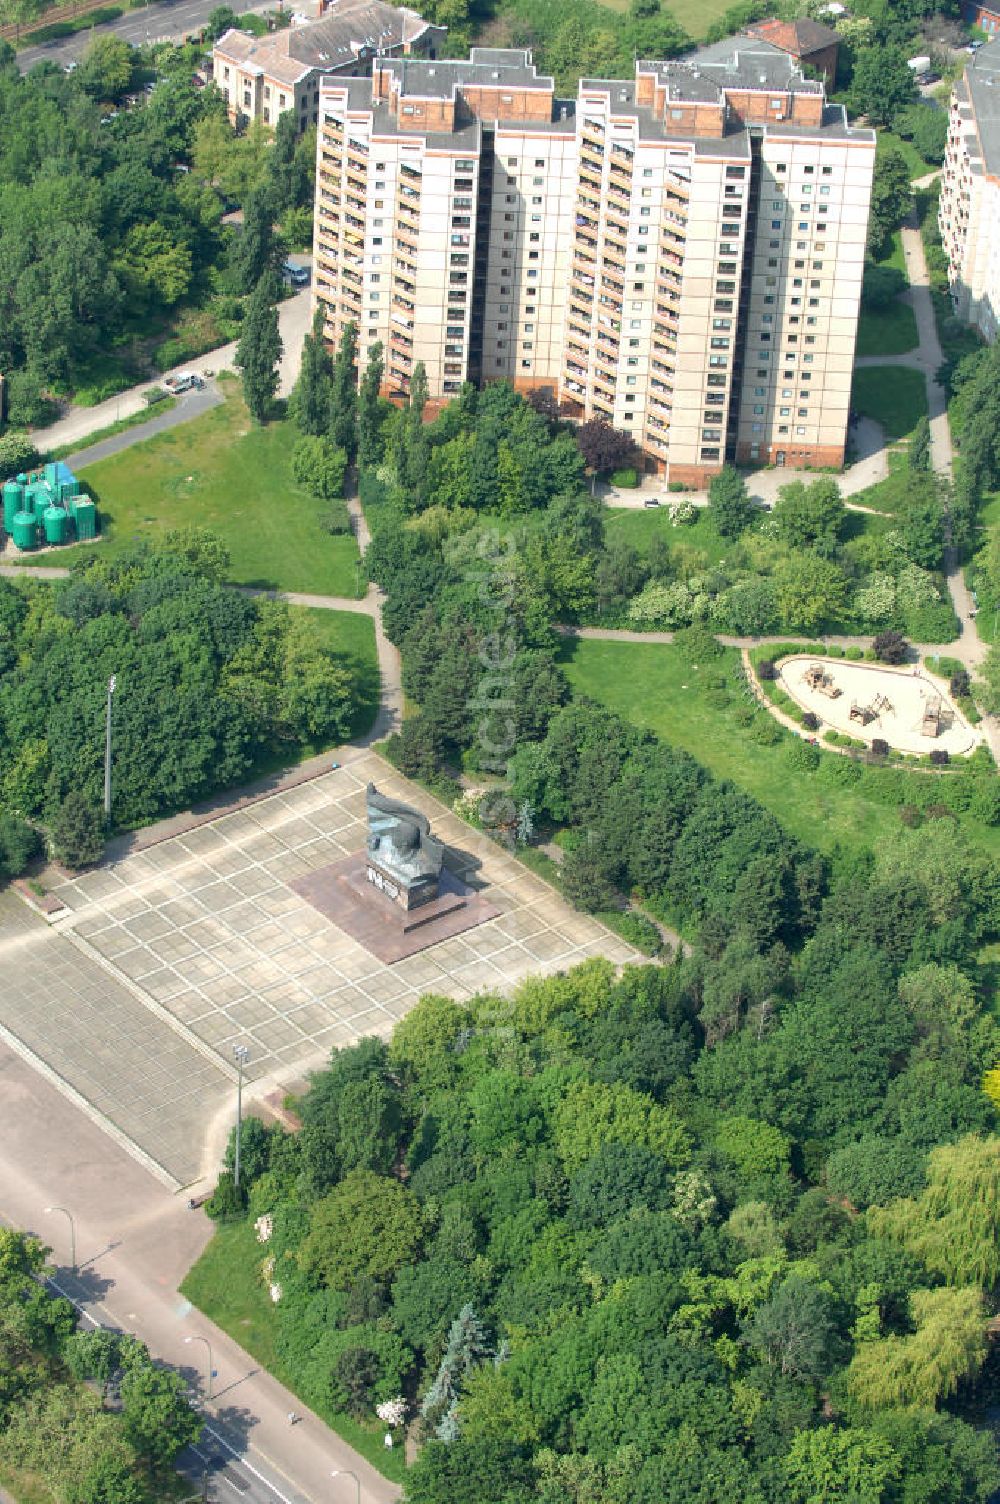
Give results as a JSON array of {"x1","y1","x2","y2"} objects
[
  {"x1": 708, "y1": 375, "x2": 726, "y2": 388},
  {"x1": 532, "y1": 176, "x2": 543, "y2": 185},
  {"x1": 796, "y1": 426, "x2": 807, "y2": 435},
  {"x1": 629, "y1": 338, "x2": 640, "y2": 347},
  {"x1": 670, "y1": 108, "x2": 684, "y2": 120},
  {"x1": 817, "y1": 222, "x2": 827, "y2": 232},
  {"x1": 769, "y1": 240, "x2": 779, "y2": 249},
  {"x1": 643, "y1": 167, "x2": 653, "y2": 177},
  {"x1": 776, "y1": 163, "x2": 786, "y2": 172},
  {"x1": 507, "y1": 157, "x2": 517, "y2": 166},
  {"x1": 710, "y1": 337, "x2": 730, "y2": 349},
  {"x1": 754, "y1": 386, "x2": 766, "y2": 396},
  {"x1": 263, "y1": 108, "x2": 270, "y2": 123},
  {"x1": 726, "y1": 166, "x2": 746, "y2": 178},
  {"x1": 753, "y1": 404, "x2": 764, "y2": 415},
  {"x1": 534, "y1": 158, "x2": 545, "y2": 167},
  {"x1": 531, "y1": 196, "x2": 542, "y2": 206},
  {"x1": 626, "y1": 376, "x2": 637, "y2": 387},
  {"x1": 715, "y1": 300, "x2": 733, "y2": 313},
  {"x1": 802, "y1": 184, "x2": 812, "y2": 195},
  {"x1": 521, "y1": 359, "x2": 531, "y2": 369},
  {"x1": 779, "y1": 407, "x2": 790, "y2": 417},
  {"x1": 764, "y1": 295, "x2": 775, "y2": 306},
  {"x1": 640, "y1": 207, "x2": 651, "y2": 217},
  {"x1": 633, "y1": 282, "x2": 644, "y2": 292},
  {"x1": 809, "y1": 298, "x2": 819, "y2": 307},
  {"x1": 496, "y1": 340, "x2": 506, "y2": 349},
  {"x1": 782, "y1": 388, "x2": 793, "y2": 399},
  {"x1": 370, "y1": 274, "x2": 381, "y2": 283},
  {"x1": 793, "y1": 278, "x2": 803, "y2": 288},
  {"x1": 701, "y1": 447, "x2": 721, "y2": 460},
  {"x1": 369, "y1": 292, "x2": 379, "y2": 302},
  {"x1": 760, "y1": 333, "x2": 771, "y2": 343},
  {"x1": 752, "y1": 422, "x2": 762, "y2": 433},
  {"x1": 457, "y1": 159, "x2": 474, "y2": 171},
  {"x1": 522, "y1": 341, "x2": 533, "y2": 350},
  {"x1": 820, "y1": 185, "x2": 831, "y2": 196},
  {"x1": 770, "y1": 98, "x2": 782, "y2": 108},
  {"x1": 771, "y1": 200, "x2": 782, "y2": 210},
  {"x1": 402, "y1": 105, "x2": 414, "y2": 115},
  {"x1": 709, "y1": 355, "x2": 728, "y2": 368},
  {"x1": 797, "y1": 408, "x2": 808, "y2": 417},
  {"x1": 713, "y1": 319, "x2": 731, "y2": 330},
  {"x1": 756, "y1": 368, "x2": 768, "y2": 377},
  {"x1": 264, "y1": 85, "x2": 270, "y2": 98},
  {"x1": 447, "y1": 325, "x2": 464, "y2": 337},
  {"x1": 627, "y1": 357, "x2": 638, "y2": 367}
]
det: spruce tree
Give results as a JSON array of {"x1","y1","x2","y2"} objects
[
  {"x1": 293, "y1": 306, "x2": 333, "y2": 437},
  {"x1": 329, "y1": 321, "x2": 359, "y2": 457},
  {"x1": 236, "y1": 270, "x2": 283, "y2": 424},
  {"x1": 358, "y1": 340, "x2": 385, "y2": 466}
]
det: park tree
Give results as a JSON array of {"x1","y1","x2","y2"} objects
[
  {"x1": 0, "y1": 432, "x2": 37, "y2": 480},
  {"x1": 291, "y1": 434, "x2": 347, "y2": 499},
  {"x1": 292, "y1": 306, "x2": 333, "y2": 437},
  {"x1": 231, "y1": 187, "x2": 280, "y2": 292},
  {"x1": 847, "y1": 1285, "x2": 987, "y2": 1409},
  {"x1": 772, "y1": 478, "x2": 846, "y2": 556},
  {"x1": 205, "y1": 4, "x2": 238, "y2": 39},
  {"x1": 772, "y1": 553, "x2": 849, "y2": 630},
  {"x1": 298, "y1": 1170, "x2": 424, "y2": 1290},
  {"x1": 119, "y1": 1359, "x2": 202, "y2": 1468},
  {"x1": 709, "y1": 465, "x2": 755, "y2": 539},
  {"x1": 329, "y1": 321, "x2": 358, "y2": 456},
  {"x1": 869, "y1": 1135, "x2": 1000, "y2": 1288},
  {"x1": 160, "y1": 526, "x2": 231, "y2": 582},
  {"x1": 236, "y1": 271, "x2": 282, "y2": 423},
  {"x1": 866, "y1": 148, "x2": 914, "y2": 256},
  {"x1": 78, "y1": 35, "x2": 135, "y2": 100},
  {"x1": 847, "y1": 48, "x2": 916, "y2": 129},
  {"x1": 783, "y1": 1427, "x2": 901, "y2": 1504},
  {"x1": 358, "y1": 340, "x2": 386, "y2": 466},
  {"x1": 896, "y1": 103, "x2": 948, "y2": 165},
  {"x1": 114, "y1": 221, "x2": 192, "y2": 310},
  {"x1": 421, "y1": 1304, "x2": 494, "y2": 1440},
  {"x1": 575, "y1": 417, "x2": 636, "y2": 477},
  {"x1": 742, "y1": 1275, "x2": 838, "y2": 1382}
]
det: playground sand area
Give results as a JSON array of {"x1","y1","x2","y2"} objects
[{"x1": 776, "y1": 655, "x2": 982, "y2": 757}]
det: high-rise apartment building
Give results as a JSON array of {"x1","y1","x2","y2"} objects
[
  {"x1": 313, "y1": 38, "x2": 874, "y2": 483},
  {"x1": 940, "y1": 40, "x2": 1000, "y2": 341}
]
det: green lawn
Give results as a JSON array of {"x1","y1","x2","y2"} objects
[
  {"x1": 180, "y1": 1221, "x2": 406, "y2": 1484},
  {"x1": 875, "y1": 229, "x2": 907, "y2": 277},
  {"x1": 856, "y1": 300, "x2": 919, "y2": 357},
  {"x1": 851, "y1": 366, "x2": 928, "y2": 442},
  {"x1": 558, "y1": 638, "x2": 999, "y2": 859},
  {"x1": 604, "y1": 506, "x2": 730, "y2": 565},
  {"x1": 846, "y1": 464, "x2": 922, "y2": 516},
  {"x1": 877, "y1": 129, "x2": 937, "y2": 182},
  {"x1": 17, "y1": 389, "x2": 362, "y2": 597},
  {"x1": 297, "y1": 607, "x2": 379, "y2": 738}
]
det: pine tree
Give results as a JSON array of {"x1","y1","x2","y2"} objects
[
  {"x1": 908, "y1": 415, "x2": 931, "y2": 473},
  {"x1": 293, "y1": 306, "x2": 333, "y2": 437},
  {"x1": 329, "y1": 321, "x2": 359, "y2": 457},
  {"x1": 398, "y1": 361, "x2": 430, "y2": 505},
  {"x1": 420, "y1": 1304, "x2": 493, "y2": 1442},
  {"x1": 236, "y1": 271, "x2": 283, "y2": 424},
  {"x1": 358, "y1": 341, "x2": 385, "y2": 466}
]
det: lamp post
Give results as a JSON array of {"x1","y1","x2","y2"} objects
[
  {"x1": 103, "y1": 674, "x2": 116, "y2": 824},
  {"x1": 331, "y1": 1472, "x2": 361, "y2": 1504},
  {"x1": 232, "y1": 1044, "x2": 250, "y2": 1189},
  {"x1": 184, "y1": 1334, "x2": 213, "y2": 1400},
  {"x1": 44, "y1": 1205, "x2": 76, "y2": 1273}
]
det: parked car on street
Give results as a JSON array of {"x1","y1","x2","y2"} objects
[{"x1": 283, "y1": 261, "x2": 310, "y2": 287}]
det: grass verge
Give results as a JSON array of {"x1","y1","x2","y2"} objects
[
  {"x1": 851, "y1": 366, "x2": 928, "y2": 442},
  {"x1": 48, "y1": 397, "x2": 178, "y2": 463},
  {"x1": 16, "y1": 388, "x2": 362, "y2": 598},
  {"x1": 180, "y1": 1221, "x2": 407, "y2": 1485},
  {"x1": 856, "y1": 300, "x2": 919, "y2": 358}
]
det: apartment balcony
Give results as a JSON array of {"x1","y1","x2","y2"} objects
[
  {"x1": 576, "y1": 232, "x2": 598, "y2": 252},
  {"x1": 564, "y1": 378, "x2": 586, "y2": 396},
  {"x1": 391, "y1": 313, "x2": 414, "y2": 332},
  {"x1": 573, "y1": 268, "x2": 596, "y2": 288},
  {"x1": 566, "y1": 360, "x2": 587, "y2": 378},
  {"x1": 580, "y1": 173, "x2": 602, "y2": 195}
]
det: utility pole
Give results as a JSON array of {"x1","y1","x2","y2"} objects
[
  {"x1": 232, "y1": 1044, "x2": 250, "y2": 1189},
  {"x1": 103, "y1": 674, "x2": 116, "y2": 824}
]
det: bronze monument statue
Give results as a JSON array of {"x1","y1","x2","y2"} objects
[{"x1": 366, "y1": 782, "x2": 445, "y2": 911}]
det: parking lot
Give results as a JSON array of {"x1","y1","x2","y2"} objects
[{"x1": 6, "y1": 753, "x2": 637, "y2": 1184}]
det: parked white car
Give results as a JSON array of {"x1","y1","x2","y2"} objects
[{"x1": 162, "y1": 372, "x2": 205, "y2": 395}]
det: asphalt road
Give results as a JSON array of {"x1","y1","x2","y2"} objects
[
  {"x1": 18, "y1": 0, "x2": 270, "y2": 73},
  {"x1": 0, "y1": 1040, "x2": 399, "y2": 1504}
]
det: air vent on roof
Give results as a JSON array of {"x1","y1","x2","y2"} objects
[
  {"x1": 759, "y1": 72, "x2": 767, "y2": 82},
  {"x1": 492, "y1": 69, "x2": 500, "y2": 78},
  {"x1": 428, "y1": 66, "x2": 435, "y2": 74},
  {"x1": 619, "y1": 88, "x2": 628, "y2": 100}
]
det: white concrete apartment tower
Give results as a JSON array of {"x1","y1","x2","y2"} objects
[
  {"x1": 940, "y1": 40, "x2": 1000, "y2": 341},
  {"x1": 313, "y1": 39, "x2": 874, "y2": 482}
]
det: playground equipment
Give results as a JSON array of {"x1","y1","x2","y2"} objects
[
  {"x1": 1, "y1": 462, "x2": 96, "y2": 552},
  {"x1": 802, "y1": 663, "x2": 841, "y2": 699},
  {"x1": 921, "y1": 694, "x2": 943, "y2": 739},
  {"x1": 849, "y1": 691, "x2": 894, "y2": 728}
]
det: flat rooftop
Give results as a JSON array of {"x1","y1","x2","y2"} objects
[{"x1": 965, "y1": 40, "x2": 1000, "y2": 177}]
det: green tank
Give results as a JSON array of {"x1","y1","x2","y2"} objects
[
  {"x1": 3, "y1": 481, "x2": 23, "y2": 532},
  {"x1": 72, "y1": 499, "x2": 97, "y2": 540},
  {"x1": 11, "y1": 512, "x2": 38, "y2": 550},
  {"x1": 43, "y1": 506, "x2": 69, "y2": 545}
]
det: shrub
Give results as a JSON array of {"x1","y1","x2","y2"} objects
[
  {"x1": 929, "y1": 748, "x2": 950, "y2": 766},
  {"x1": 49, "y1": 792, "x2": 104, "y2": 869},
  {"x1": 873, "y1": 630, "x2": 909, "y2": 665},
  {"x1": 870, "y1": 738, "x2": 889, "y2": 758},
  {"x1": 668, "y1": 481, "x2": 687, "y2": 492},
  {"x1": 949, "y1": 669, "x2": 971, "y2": 699},
  {"x1": 610, "y1": 467, "x2": 639, "y2": 488},
  {"x1": 757, "y1": 660, "x2": 777, "y2": 681},
  {"x1": 291, "y1": 435, "x2": 348, "y2": 500},
  {"x1": 599, "y1": 910, "x2": 662, "y2": 955},
  {"x1": 900, "y1": 803, "x2": 921, "y2": 827},
  {"x1": 0, "y1": 432, "x2": 38, "y2": 480},
  {"x1": 673, "y1": 624, "x2": 724, "y2": 662},
  {"x1": 325, "y1": 499, "x2": 353, "y2": 535},
  {"x1": 801, "y1": 711, "x2": 820, "y2": 732},
  {"x1": 0, "y1": 811, "x2": 40, "y2": 878},
  {"x1": 206, "y1": 1170, "x2": 247, "y2": 1220},
  {"x1": 846, "y1": 645, "x2": 864, "y2": 661}
]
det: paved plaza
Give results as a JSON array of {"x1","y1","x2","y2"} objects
[{"x1": 0, "y1": 752, "x2": 638, "y2": 1187}]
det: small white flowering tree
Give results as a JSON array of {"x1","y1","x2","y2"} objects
[{"x1": 376, "y1": 1397, "x2": 407, "y2": 1428}]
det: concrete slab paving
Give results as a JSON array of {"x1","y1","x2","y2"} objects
[{"x1": 4, "y1": 752, "x2": 643, "y2": 1183}]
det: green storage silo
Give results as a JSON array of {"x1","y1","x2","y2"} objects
[
  {"x1": 43, "y1": 462, "x2": 58, "y2": 490},
  {"x1": 73, "y1": 499, "x2": 97, "y2": 540},
  {"x1": 3, "y1": 481, "x2": 23, "y2": 532},
  {"x1": 11, "y1": 512, "x2": 38, "y2": 550},
  {"x1": 43, "y1": 506, "x2": 69, "y2": 545}
]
